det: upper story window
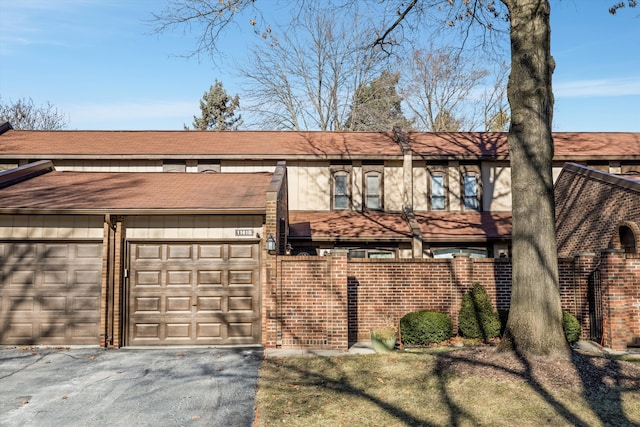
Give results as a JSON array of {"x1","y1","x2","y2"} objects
[
  {"x1": 463, "y1": 174, "x2": 480, "y2": 210},
  {"x1": 333, "y1": 172, "x2": 350, "y2": 210},
  {"x1": 431, "y1": 175, "x2": 446, "y2": 210},
  {"x1": 163, "y1": 160, "x2": 186, "y2": 172},
  {"x1": 365, "y1": 172, "x2": 382, "y2": 210}
]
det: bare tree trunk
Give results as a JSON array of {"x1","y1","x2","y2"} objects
[{"x1": 498, "y1": 0, "x2": 569, "y2": 357}]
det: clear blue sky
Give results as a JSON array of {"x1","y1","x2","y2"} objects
[{"x1": 1, "y1": 0, "x2": 638, "y2": 131}]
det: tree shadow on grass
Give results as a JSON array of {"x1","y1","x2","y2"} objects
[{"x1": 259, "y1": 348, "x2": 640, "y2": 426}]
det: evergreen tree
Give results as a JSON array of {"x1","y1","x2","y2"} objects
[
  {"x1": 346, "y1": 71, "x2": 412, "y2": 131},
  {"x1": 188, "y1": 80, "x2": 242, "y2": 130}
]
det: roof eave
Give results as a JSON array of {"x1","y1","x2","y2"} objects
[
  {"x1": 423, "y1": 235, "x2": 512, "y2": 243},
  {"x1": 288, "y1": 235, "x2": 412, "y2": 242},
  {"x1": 0, "y1": 208, "x2": 266, "y2": 216}
]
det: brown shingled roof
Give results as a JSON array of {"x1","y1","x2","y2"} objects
[
  {"x1": 0, "y1": 130, "x2": 402, "y2": 159},
  {"x1": 407, "y1": 132, "x2": 509, "y2": 158},
  {"x1": 415, "y1": 212, "x2": 512, "y2": 242},
  {"x1": 0, "y1": 171, "x2": 272, "y2": 213},
  {"x1": 2, "y1": 130, "x2": 637, "y2": 160},
  {"x1": 407, "y1": 132, "x2": 640, "y2": 160},
  {"x1": 289, "y1": 211, "x2": 412, "y2": 241}
]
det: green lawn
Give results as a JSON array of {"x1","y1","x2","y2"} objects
[{"x1": 254, "y1": 347, "x2": 640, "y2": 426}]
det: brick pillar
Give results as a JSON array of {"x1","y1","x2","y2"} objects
[
  {"x1": 99, "y1": 221, "x2": 111, "y2": 348},
  {"x1": 451, "y1": 253, "x2": 473, "y2": 331},
  {"x1": 329, "y1": 251, "x2": 348, "y2": 350},
  {"x1": 111, "y1": 217, "x2": 124, "y2": 348},
  {"x1": 262, "y1": 198, "x2": 278, "y2": 348},
  {"x1": 600, "y1": 249, "x2": 629, "y2": 350}
]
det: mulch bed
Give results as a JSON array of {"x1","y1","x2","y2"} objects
[{"x1": 438, "y1": 346, "x2": 640, "y2": 392}]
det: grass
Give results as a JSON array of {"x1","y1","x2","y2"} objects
[{"x1": 254, "y1": 348, "x2": 640, "y2": 426}]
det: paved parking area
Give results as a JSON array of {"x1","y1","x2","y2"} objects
[{"x1": 0, "y1": 346, "x2": 262, "y2": 427}]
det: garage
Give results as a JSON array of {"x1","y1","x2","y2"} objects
[
  {"x1": 0, "y1": 161, "x2": 287, "y2": 347},
  {"x1": 0, "y1": 241, "x2": 103, "y2": 345},
  {"x1": 127, "y1": 241, "x2": 260, "y2": 345}
]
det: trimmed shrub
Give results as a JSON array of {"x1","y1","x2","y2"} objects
[
  {"x1": 563, "y1": 311, "x2": 581, "y2": 344},
  {"x1": 458, "y1": 283, "x2": 501, "y2": 341},
  {"x1": 400, "y1": 310, "x2": 452, "y2": 345}
]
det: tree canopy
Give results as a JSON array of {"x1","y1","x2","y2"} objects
[
  {"x1": 346, "y1": 71, "x2": 413, "y2": 131},
  {"x1": 187, "y1": 80, "x2": 242, "y2": 131},
  {"x1": 0, "y1": 97, "x2": 69, "y2": 130}
]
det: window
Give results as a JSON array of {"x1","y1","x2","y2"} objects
[
  {"x1": 463, "y1": 174, "x2": 479, "y2": 210},
  {"x1": 348, "y1": 249, "x2": 395, "y2": 259},
  {"x1": 163, "y1": 160, "x2": 186, "y2": 172},
  {"x1": 334, "y1": 172, "x2": 349, "y2": 210},
  {"x1": 431, "y1": 175, "x2": 445, "y2": 210},
  {"x1": 365, "y1": 173, "x2": 381, "y2": 210}
]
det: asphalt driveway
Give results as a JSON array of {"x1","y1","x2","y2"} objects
[{"x1": 0, "y1": 346, "x2": 262, "y2": 427}]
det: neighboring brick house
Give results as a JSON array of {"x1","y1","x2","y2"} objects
[
  {"x1": 2, "y1": 124, "x2": 639, "y2": 259},
  {"x1": 556, "y1": 162, "x2": 640, "y2": 258},
  {"x1": 555, "y1": 162, "x2": 640, "y2": 349}
]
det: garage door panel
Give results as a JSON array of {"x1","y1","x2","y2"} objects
[
  {"x1": 229, "y1": 245, "x2": 254, "y2": 259},
  {"x1": 198, "y1": 270, "x2": 223, "y2": 286},
  {"x1": 71, "y1": 322, "x2": 99, "y2": 339},
  {"x1": 75, "y1": 269, "x2": 101, "y2": 286},
  {"x1": 128, "y1": 242, "x2": 260, "y2": 346},
  {"x1": 76, "y1": 243, "x2": 102, "y2": 259},
  {"x1": 196, "y1": 296, "x2": 222, "y2": 312},
  {"x1": 166, "y1": 297, "x2": 192, "y2": 312},
  {"x1": 228, "y1": 296, "x2": 254, "y2": 312},
  {"x1": 229, "y1": 270, "x2": 255, "y2": 285},
  {"x1": 199, "y1": 245, "x2": 223, "y2": 259},
  {"x1": 8, "y1": 323, "x2": 33, "y2": 339},
  {"x1": 43, "y1": 270, "x2": 67, "y2": 286},
  {"x1": 41, "y1": 322, "x2": 65, "y2": 339},
  {"x1": 10, "y1": 244, "x2": 36, "y2": 260},
  {"x1": 9, "y1": 271, "x2": 36, "y2": 286},
  {"x1": 167, "y1": 270, "x2": 191, "y2": 286},
  {"x1": 168, "y1": 245, "x2": 192, "y2": 259},
  {"x1": 135, "y1": 271, "x2": 162, "y2": 287},
  {"x1": 228, "y1": 322, "x2": 255, "y2": 340},
  {"x1": 74, "y1": 296, "x2": 100, "y2": 312},
  {"x1": 134, "y1": 297, "x2": 161, "y2": 313},
  {"x1": 41, "y1": 296, "x2": 67, "y2": 311},
  {"x1": 10, "y1": 296, "x2": 34, "y2": 312},
  {"x1": 166, "y1": 323, "x2": 191, "y2": 339},
  {"x1": 136, "y1": 244, "x2": 162, "y2": 259},
  {"x1": 133, "y1": 323, "x2": 161, "y2": 340},
  {"x1": 196, "y1": 322, "x2": 221, "y2": 339}
]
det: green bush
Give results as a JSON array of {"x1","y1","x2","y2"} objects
[
  {"x1": 563, "y1": 311, "x2": 581, "y2": 344},
  {"x1": 458, "y1": 283, "x2": 501, "y2": 341},
  {"x1": 400, "y1": 310, "x2": 452, "y2": 345}
]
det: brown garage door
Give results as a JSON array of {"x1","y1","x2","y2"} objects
[
  {"x1": 127, "y1": 242, "x2": 260, "y2": 346},
  {"x1": 0, "y1": 242, "x2": 103, "y2": 345}
]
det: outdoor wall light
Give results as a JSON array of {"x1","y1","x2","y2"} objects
[{"x1": 266, "y1": 234, "x2": 276, "y2": 252}]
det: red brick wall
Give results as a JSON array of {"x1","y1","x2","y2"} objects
[
  {"x1": 599, "y1": 250, "x2": 640, "y2": 349},
  {"x1": 269, "y1": 254, "x2": 348, "y2": 350},
  {"x1": 264, "y1": 250, "x2": 638, "y2": 351}
]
